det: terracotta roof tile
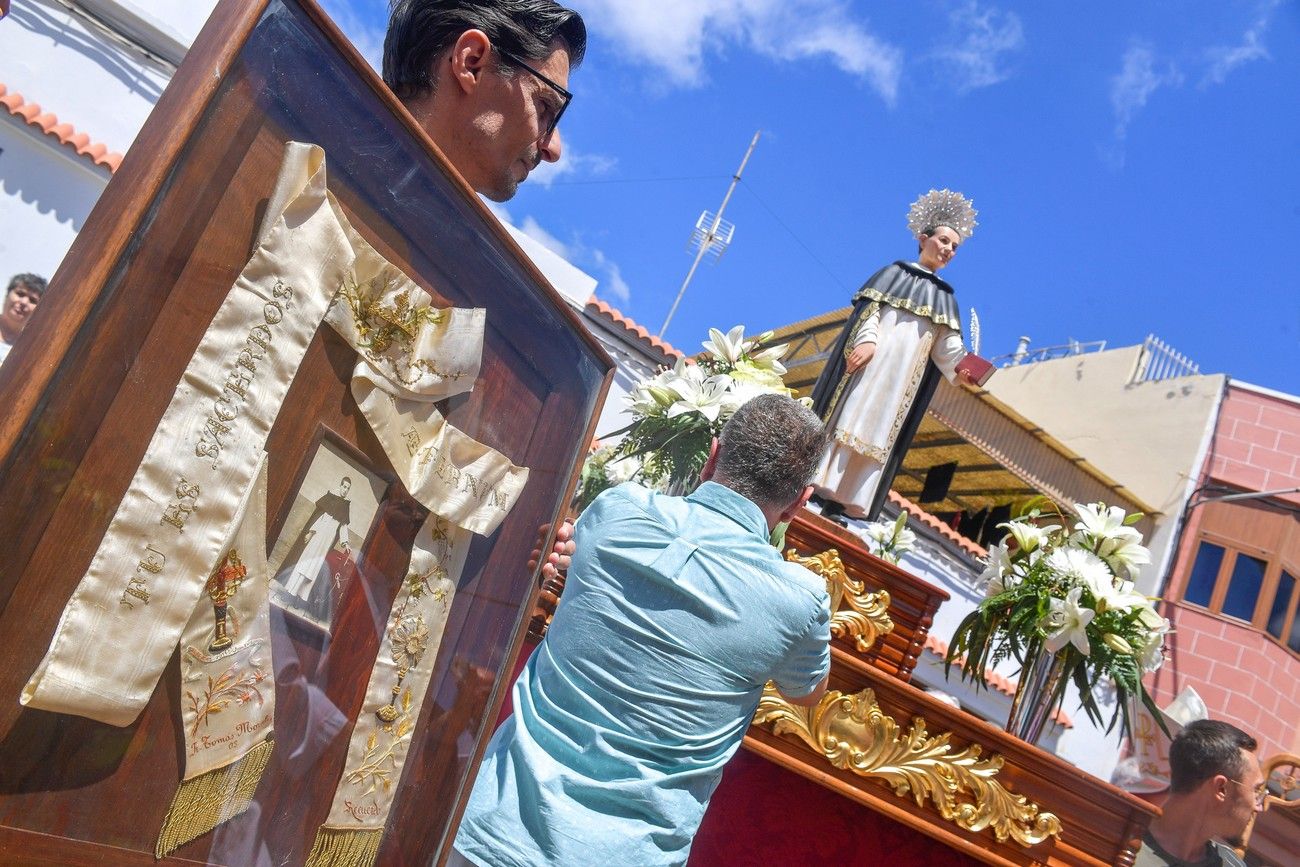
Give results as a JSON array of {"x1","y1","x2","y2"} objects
[
  {"x1": 585, "y1": 296, "x2": 683, "y2": 361},
  {"x1": 924, "y1": 634, "x2": 1073, "y2": 728},
  {"x1": 889, "y1": 490, "x2": 988, "y2": 558},
  {"x1": 0, "y1": 82, "x2": 122, "y2": 173}
]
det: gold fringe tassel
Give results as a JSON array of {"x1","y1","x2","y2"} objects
[
  {"x1": 155, "y1": 739, "x2": 275, "y2": 858},
  {"x1": 304, "y1": 827, "x2": 384, "y2": 867}
]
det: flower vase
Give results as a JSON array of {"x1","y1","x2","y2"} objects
[{"x1": 1005, "y1": 645, "x2": 1070, "y2": 745}]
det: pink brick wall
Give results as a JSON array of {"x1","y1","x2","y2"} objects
[
  {"x1": 1148, "y1": 384, "x2": 1300, "y2": 763},
  {"x1": 1152, "y1": 603, "x2": 1300, "y2": 758},
  {"x1": 1209, "y1": 387, "x2": 1300, "y2": 506}
]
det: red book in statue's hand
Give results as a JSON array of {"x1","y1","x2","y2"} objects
[{"x1": 956, "y1": 353, "x2": 995, "y2": 386}]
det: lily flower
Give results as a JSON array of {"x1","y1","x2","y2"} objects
[
  {"x1": 1072, "y1": 503, "x2": 1144, "y2": 558},
  {"x1": 747, "y1": 342, "x2": 790, "y2": 375},
  {"x1": 1102, "y1": 582, "x2": 1153, "y2": 613},
  {"x1": 666, "y1": 373, "x2": 731, "y2": 423},
  {"x1": 1099, "y1": 537, "x2": 1151, "y2": 581},
  {"x1": 702, "y1": 325, "x2": 746, "y2": 365},
  {"x1": 1102, "y1": 633, "x2": 1134, "y2": 654},
  {"x1": 1041, "y1": 586, "x2": 1095, "y2": 656},
  {"x1": 980, "y1": 541, "x2": 1017, "y2": 595},
  {"x1": 1137, "y1": 631, "x2": 1167, "y2": 673},
  {"x1": 999, "y1": 519, "x2": 1060, "y2": 554}
]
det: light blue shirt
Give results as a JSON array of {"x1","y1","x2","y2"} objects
[{"x1": 454, "y1": 481, "x2": 831, "y2": 867}]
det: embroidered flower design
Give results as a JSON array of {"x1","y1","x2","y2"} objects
[{"x1": 391, "y1": 614, "x2": 429, "y2": 672}]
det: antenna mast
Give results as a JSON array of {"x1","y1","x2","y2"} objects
[{"x1": 657, "y1": 131, "x2": 761, "y2": 339}]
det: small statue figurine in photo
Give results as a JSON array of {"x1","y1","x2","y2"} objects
[{"x1": 810, "y1": 189, "x2": 986, "y2": 524}]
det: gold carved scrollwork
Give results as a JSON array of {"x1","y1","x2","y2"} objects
[
  {"x1": 754, "y1": 685, "x2": 1062, "y2": 848},
  {"x1": 785, "y1": 548, "x2": 894, "y2": 653}
]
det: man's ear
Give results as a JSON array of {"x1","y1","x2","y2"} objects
[
  {"x1": 699, "y1": 438, "x2": 720, "y2": 483},
  {"x1": 446, "y1": 28, "x2": 492, "y2": 95},
  {"x1": 778, "y1": 485, "x2": 813, "y2": 524}
]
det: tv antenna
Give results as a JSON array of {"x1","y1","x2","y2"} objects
[{"x1": 657, "y1": 131, "x2": 761, "y2": 339}]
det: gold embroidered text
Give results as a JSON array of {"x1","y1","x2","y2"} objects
[{"x1": 195, "y1": 280, "x2": 295, "y2": 466}]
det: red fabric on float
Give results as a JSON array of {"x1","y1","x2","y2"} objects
[{"x1": 689, "y1": 747, "x2": 982, "y2": 866}]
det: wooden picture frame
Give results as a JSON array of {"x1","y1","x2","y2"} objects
[{"x1": 0, "y1": 0, "x2": 612, "y2": 863}]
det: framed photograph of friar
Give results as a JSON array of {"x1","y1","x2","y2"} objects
[
  {"x1": 0, "y1": 0, "x2": 612, "y2": 864},
  {"x1": 268, "y1": 430, "x2": 390, "y2": 632}
]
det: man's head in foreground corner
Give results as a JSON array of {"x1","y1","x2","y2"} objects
[{"x1": 384, "y1": 0, "x2": 586, "y2": 202}]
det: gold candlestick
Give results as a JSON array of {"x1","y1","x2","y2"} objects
[{"x1": 206, "y1": 550, "x2": 248, "y2": 652}]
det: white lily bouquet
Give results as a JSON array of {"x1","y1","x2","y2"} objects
[
  {"x1": 861, "y1": 513, "x2": 916, "y2": 565},
  {"x1": 946, "y1": 502, "x2": 1172, "y2": 740},
  {"x1": 607, "y1": 325, "x2": 798, "y2": 494}
]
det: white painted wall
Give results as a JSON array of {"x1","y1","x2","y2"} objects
[
  {"x1": 99, "y1": 0, "x2": 216, "y2": 47},
  {"x1": 1, "y1": 0, "x2": 184, "y2": 155},
  {"x1": 0, "y1": 0, "x2": 219, "y2": 286},
  {"x1": 0, "y1": 121, "x2": 107, "y2": 279}
]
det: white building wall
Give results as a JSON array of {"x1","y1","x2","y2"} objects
[
  {"x1": 1, "y1": 0, "x2": 184, "y2": 155},
  {"x1": 0, "y1": 0, "x2": 219, "y2": 288},
  {"x1": 0, "y1": 121, "x2": 107, "y2": 278}
]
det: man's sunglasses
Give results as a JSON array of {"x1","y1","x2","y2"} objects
[{"x1": 497, "y1": 47, "x2": 572, "y2": 138}]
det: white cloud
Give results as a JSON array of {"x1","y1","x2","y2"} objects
[
  {"x1": 481, "y1": 199, "x2": 513, "y2": 224},
  {"x1": 520, "y1": 216, "x2": 572, "y2": 259},
  {"x1": 932, "y1": 1, "x2": 1025, "y2": 92},
  {"x1": 577, "y1": 0, "x2": 902, "y2": 104},
  {"x1": 530, "y1": 147, "x2": 619, "y2": 187},
  {"x1": 1200, "y1": 0, "x2": 1281, "y2": 87},
  {"x1": 317, "y1": 0, "x2": 386, "y2": 72},
  {"x1": 479, "y1": 199, "x2": 633, "y2": 305},
  {"x1": 587, "y1": 248, "x2": 632, "y2": 305},
  {"x1": 1109, "y1": 43, "x2": 1183, "y2": 142}
]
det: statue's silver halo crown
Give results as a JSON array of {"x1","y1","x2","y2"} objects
[{"x1": 907, "y1": 189, "x2": 978, "y2": 240}]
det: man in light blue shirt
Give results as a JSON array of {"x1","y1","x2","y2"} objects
[{"x1": 454, "y1": 394, "x2": 832, "y2": 866}]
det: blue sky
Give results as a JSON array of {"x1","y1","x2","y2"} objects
[{"x1": 321, "y1": 0, "x2": 1298, "y2": 393}]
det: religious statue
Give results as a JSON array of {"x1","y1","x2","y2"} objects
[{"x1": 810, "y1": 189, "x2": 984, "y2": 524}]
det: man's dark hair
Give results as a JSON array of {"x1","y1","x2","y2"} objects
[
  {"x1": 716, "y1": 394, "x2": 827, "y2": 508},
  {"x1": 1169, "y1": 719, "x2": 1257, "y2": 793},
  {"x1": 384, "y1": 0, "x2": 587, "y2": 100},
  {"x1": 7, "y1": 273, "x2": 47, "y2": 297}
]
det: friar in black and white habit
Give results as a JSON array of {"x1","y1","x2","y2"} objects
[{"x1": 810, "y1": 190, "x2": 980, "y2": 523}]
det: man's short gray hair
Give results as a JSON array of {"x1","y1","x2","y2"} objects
[{"x1": 716, "y1": 394, "x2": 826, "y2": 508}]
